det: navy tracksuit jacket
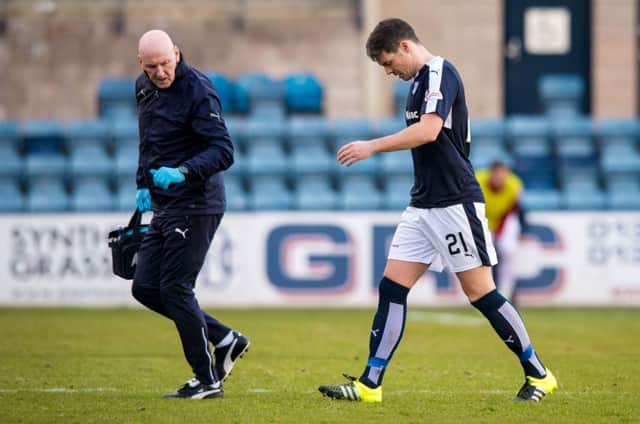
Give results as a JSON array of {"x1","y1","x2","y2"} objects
[{"x1": 131, "y1": 54, "x2": 234, "y2": 385}]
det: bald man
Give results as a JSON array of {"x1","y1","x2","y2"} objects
[{"x1": 131, "y1": 30, "x2": 250, "y2": 399}]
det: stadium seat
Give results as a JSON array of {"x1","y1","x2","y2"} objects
[
  {"x1": 330, "y1": 119, "x2": 378, "y2": 175},
  {"x1": 70, "y1": 176, "x2": 115, "y2": 211},
  {"x1": 0, "y1": 121, "x2": 22, "y2": 179},
  {"x1": 245, "y1": 118, "x2": 288, "y2": 176},
  {"x1": 538, "y1": 74, "x2": 584, "y2": 116},
  {"x1": 596, "y1": 118, "x2": 640, "y2": 147},
  {"x1": 394, "y1": 80, "x2": 413, "y2": 117},
  {"x1": 293, "y1": 175, "x2": 338, "y2": 210},
  {"x1": 288, "y1": 117, "x2": 332, "y2": 176},
  {"x1": 338, "y1": 175, "x2": 382, "y2": 210},
  {"x1": 115, "y1": 175, "x2": 136, "y2": 211},
  {"x1": 207, "y1": 72, "x2": 236, "y2": 113},
  {"x1": 381, "y1": 174, "x2": 413, "y2": 210},
  {"x1": 604, "y1": 173, "x2": 640, "y2": 209},
  {"x1": 112, "y1": 119, "x2": 140, "y2": 177},
  {"x1": 235, "y1": 73, "x2": 285, "y2": 118},
  {"x1": 521, "y1": 189, "x2": 562, "y2": 211},
  {"x1": 600, "y1": 142, "x2": 640, "y2": 175},
  {"x1": 67, "y1": 120, "x2": 112, "y2": 177},
  {"x1": 471, "y1": 118, "x2": 506, "y2": 147},
  {"x1": 26, "y1": 177, "x2": 69, "y2": 212},
  {"x1": 248, "y1": 175, "x2": 293, "y2": 210},
  {"x1": 23, "y1": 121, "x2": 67, "y2": 180},
  {"x1": 224, "y1": 174, "x2": 249, "y2": 211},
  {"x1": 560, "y1": 167, "x2": 605, "y2": 210},
  {"x1": 552, "y1": 117, "x2": 597, "y2": 168},
  {"x1": 508, "y1": 116, "x2": 555, "y2": 189},
  {"x1": 98, "y1": 78, "x2": 136, "y2": 119},
  {"x1": 284, "y1": 73, "x2": 323, "y2": 114},
  {"x1": 0, "y1": 178, "x2": 25, "y2": 212},
  {"x1": 225, "y1": 116, "x2": 247, "y2": 153},
  {"x1": 470, "y1": 118, "x2": 510, "y2": 170}
]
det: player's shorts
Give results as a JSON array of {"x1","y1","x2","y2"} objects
[{"x1": 387, "y1": 203, "x2": 498, "y2": 273}]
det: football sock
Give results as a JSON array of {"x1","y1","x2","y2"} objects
[
  {"x1": 359, "y1": 277, "x2": 410, "y2": 389},
  {"x1": 472, "y1": 289, "x2": 546, "y2": 378}
]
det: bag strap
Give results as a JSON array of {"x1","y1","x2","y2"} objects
[{"x1": 127, "y1": 209, "x2": 143, "y2": 234}]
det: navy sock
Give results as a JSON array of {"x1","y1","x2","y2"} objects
[
  {"x1": 472, "y1": 289, "x2": 546, "y2": 378},
  {"x1": 359, "y1": 277, "x2": 410, "y2": 388}
]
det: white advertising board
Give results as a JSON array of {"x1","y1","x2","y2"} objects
[{"x1": 0, "y1": 211, "x2": 638, "y2": 307}]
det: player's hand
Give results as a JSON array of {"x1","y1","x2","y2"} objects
[
  {"x1": 149, "y1": 167, "x2": 185, "y2": 190},
  {"x1": 135, "y1": 188, "x2": 151, "y2": 212},
  {"x1": 337, "y1": 140, "x2": 374, "y2": 167}
]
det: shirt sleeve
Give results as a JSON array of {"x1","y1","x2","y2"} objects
[
  {"x1": 182, "y1": 87, "x2": 235, "y2": 180},
  {"x1": 420, "y1": 60, "x2": 459, "y2": 123}
]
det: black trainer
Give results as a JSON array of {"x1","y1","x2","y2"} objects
[
  {"x1": 214, "y1": 331, "x2": 250, "y2": 382},
  {"x1": 163, "y1": 378, "x2": 223, "y2": 400}
]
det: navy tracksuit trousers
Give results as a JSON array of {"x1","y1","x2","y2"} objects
[{"x1": 131, "y1": 213, "x2": 231, "y2": 385}]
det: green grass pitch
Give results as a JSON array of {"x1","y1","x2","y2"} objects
[{"x1": 1, "y1": 307, "x2": 638, "y2": 423}]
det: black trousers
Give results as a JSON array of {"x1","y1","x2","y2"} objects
[{"x1": 132, "y1": 213, "x2": 231, "y2": 385}]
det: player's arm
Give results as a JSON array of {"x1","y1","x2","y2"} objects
[{"x1": 337, "y1": 113, "x2": 442, "y2": 166}]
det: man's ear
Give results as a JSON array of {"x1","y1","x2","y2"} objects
[
  {"x1": 174, "y1": 46, "x2": 180, "y2": 62},
  {"x1": 399, "y1": 40, "x2": 411, "y2": 53}
]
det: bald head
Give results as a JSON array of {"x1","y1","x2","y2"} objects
[{"x1": 138, "y1": 30, "x2": 180, "y2": 89}]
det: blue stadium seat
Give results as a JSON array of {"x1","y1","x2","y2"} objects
[
  {"x1": 560, "y1": 167, "x2": 605, "y2": 210},
  {"x1": 470, "y1": 119, "x2": 510, "y2": 170},
  {"x1": 0, "y1": 178, "x2": 25, "y2": 212},
  {"x1": 552, "y1": 117, "x2": 596, "y2": 168},
  {"x1": 284, "y1": 73, "x2": 323, "y2": 114},
  {"x1": 98, "y1": 78, "x2": 136, "y2": 119},
  {"x1": 67, "y1": 120, "x2": 112, "y2": 177},
  {"x1": 235, "y1": 73, "x2": 285, "y2": 118},
  {"x1": 245, "y1": 118, "x2": 288, "y2": 176},
  {"x1": 207, "y1": 72, "x2": 236, "y2": 113},
  {"x1": 224, "y1": 174, "x2": 249, "y2": 211},
  {"x1": 338, "y1": 175, "x2": 382, "y2": 210},
  {"x1": 22, "y1": 120, "x2": 65, "y2": 154},
  {"x1": 225, "y1": 116, "x2": 247, "y2": 153},
  {"x1": 293, "y1": 175, "x2": 338, "y2": 210},
  {"x1": 600, "y1": 142, "x2": 640, "y2": 175},
  {"x1": 115, "y1": 175, "x2": 136, "y2": 211},
  {"x1": 330, "y1": 119, "x2": 378, "y2": 175},
  {"x1": 382, "y1": 174, "x2": 413, "y2": 210},
  {"x1": 112, "y1": 119, "x2": 140, "y2": 177},
  {"x1": 226, "y1": 147, "x2": 247, "y2": 177},
  {"x1": 27, "y1": 177, "x2": 69, "y2": 212},
  {"x1": 604, "y1": 173, "x2": 640, "y2": 209},
  {"x1": 596, "y1": 118, "x2": 640, "y2": 147},
  {"x1": 508, "y1": 116, "x2": 555, "y2": 189},
  {"x1": 0, "y1": 121, "x2": 22, "y2": 179},
  {"x1": 538, "y1": 74, "x2": 584, "y2": 117},
  {"x1": 289, "y1": 117, "x2": 332, "y2": 176},
  {"x1": 521, "y1": 190, "x2": 562, "y2": 211},
  {"x1": 70, "y1": 176, "x2": 114, "y2": 211},
  {"x1": 377, "y1": 118, "x2": 413, "y2": 174},
  {"x1": 24, "y1": 121, "x2": 67, "y2": 180},
  {"x1": 394, "y1": 80, "x2": 413, "y2": 117},
  {"x1": 471, "y1": 118, "x2": 506, "y2": 147},
  {"x1": 248, "y1": 175, "x2": 293, "y2": 210},
  {"x1": 380, "y1": 149, "x2": 413, "y2": 175}
]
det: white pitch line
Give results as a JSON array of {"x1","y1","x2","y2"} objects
[
  {"x1": 407, "y1": 311, "x2": 485, "y2": 326},
  {"x1": 0, "y1": 388, "x2": 117, "y2": 393}
]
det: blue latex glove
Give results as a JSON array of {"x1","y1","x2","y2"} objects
[
  {"x1": 136, "y1": 188, "x2": 151, "y2": 212},
  {"x1": 149, "y1": 167, "x2": 185, "y2": 190}
]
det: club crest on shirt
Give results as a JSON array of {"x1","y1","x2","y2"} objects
[{"x1": 425, "y1": 90, "x2": 443, "y2": 102}]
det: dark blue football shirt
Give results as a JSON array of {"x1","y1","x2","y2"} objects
[{"x1": 404, "y1": 56, "x2": 484, "y2": 208}]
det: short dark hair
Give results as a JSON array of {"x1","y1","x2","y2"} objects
[{"x1": 366, "y1": 18, "x2": 420, "y2": 61}]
